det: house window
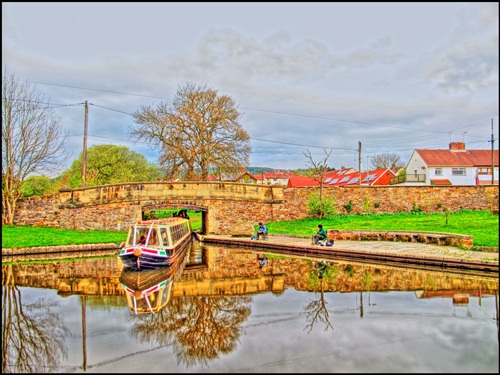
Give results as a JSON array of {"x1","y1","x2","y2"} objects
[
  {"x1": 434, "y1": 168, "x2": 443, "y2": 176},
  {"x1": 477, "y1": 167, "x2": 492, "y2": 175},
  {"x1": 451, "y1": 167, "x2": 466, "y2": 176}
]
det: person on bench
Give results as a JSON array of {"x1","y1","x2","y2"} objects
[
  {"x1": 312, "y1": 224, "x2": 327, "y2": 244},
  {"x1": 257, "y1": 222, "x2": 268, "y2": 240}
]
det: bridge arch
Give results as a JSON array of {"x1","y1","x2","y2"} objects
[
  {"x1": 140, "y1": 201, "x2": 209, "y2": 233},
  {"x1": 54, "y1": 181, "x2": 286, "y2": 234}
]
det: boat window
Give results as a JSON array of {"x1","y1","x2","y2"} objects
[
  {"x1": 127, "y1": 227, "x2": 147, "y2": 246},
  {"x1": 160, "y1": 228, "x2": 170, "y2": 246},
  {"x1": 138, "y1": 229, "x2": 147, "y2": 245},
  {"x1": 148, "y1": 229, "x2": 159, "y2": 246},
  {"x1": 171, "y1": 223, "x2": 188, "y2": 243}
]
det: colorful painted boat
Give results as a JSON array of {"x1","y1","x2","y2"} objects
[
  {"x1": 119, "y1": 242, "x2": 189, "y2": 314},
  {"x1": 119, "y1": 217, "x2": 192, "y2": 271}
]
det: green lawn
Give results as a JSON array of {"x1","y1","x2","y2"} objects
[
  {"x1": 1, "y1": 226, "x2": 127, "y2": 248},
  {"x1": 265, "y1": 210, "x2": 498, "y2": 248},
  {"x1": 1, "y1": 210, "x2": 498, "y2": 249}
]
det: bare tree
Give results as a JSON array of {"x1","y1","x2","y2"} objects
[
  {"x1": 303, "y1": 148, "x2": 333, "y2": 219},
  {"x1": 2, "y1": 265, "x2": 70, "y2": 373},
  {"x1": 369, "y1": 152, "x2": 402, "y2": 170},
  {"x1": 2, "y1": 68, "x2": 69, "y2": 225},
  {"x1": 304, "y1": 261, "x2": 336, "y2": 333},
  {"x1": 130, "y1": 82, "x2": 251, "y2": 180}
]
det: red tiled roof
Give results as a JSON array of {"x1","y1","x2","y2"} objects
[
  {"x1": 430, "y1": 179, "x2": 452, "y2": 185},
  {"x1": 324, "y1": 168, "x2": 395, "y2": 186},
  {"x1": 235, "y1": 172, "x2": 258, "y2": 180},
  {"x1": 416, "y1": 149, "x2": 499, "y2": 167},
  {"x1": 323, "y1": 167, "x2": 356, "y2": 179},
  {"x1": 286, "y1": 175, "x2": 320, "y2": 187},
  {"x1": 263, "y1": 170, "x2": 295, "y2": 179}
]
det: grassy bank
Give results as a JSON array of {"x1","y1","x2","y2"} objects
[
  {"x1": 1, "y1": 226, "x2": 127, "y2": 248},
  {"x1": 266, "y1": 210, "x2": 498, "y2": 248},
  {"x1": 1, "y1": 210, "x2": 498, "y2": 249}
]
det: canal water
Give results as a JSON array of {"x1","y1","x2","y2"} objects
[{"x1": 2, "y1": 241, "x2": 498, "y2": 373}]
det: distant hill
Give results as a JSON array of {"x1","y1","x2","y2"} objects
[
  {"x1": 247, "y1": 166, "x2": 321, "y2": 176},
  {"x1": 246, "y1": 166, "x2": 323, "y2": 176},
  {"x1": 247, "y1": 167, "x2": 276, "y2": 174}
]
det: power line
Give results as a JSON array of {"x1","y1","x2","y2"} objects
[
  {"x1": 27, "y1": 80, "x2": 498, "y2": 137},
  {"x1": 14, "y1": 82, "x2": 498, "y2": 158},
  {"x1": 79, "y1": 102, "x2": 497, "y2": 151},
  {"x1": 28, "y1": 80, "x2": 168, "y2": 100},
  {"x1": 90, "y1": 103, "x2": 133, "y2": 116},
  {"x1": 250, "y1": 137, "x2": 354, "y2": 151}
]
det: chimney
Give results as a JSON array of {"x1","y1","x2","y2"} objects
[{"x1": 449, "y1": 142, "x2": 465, "y2": 151}]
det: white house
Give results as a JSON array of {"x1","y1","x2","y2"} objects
[{"x1": 401, "y1": 142, "x2": 498, "y2": 186}]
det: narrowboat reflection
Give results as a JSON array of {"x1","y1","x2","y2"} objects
[{"x1": 119, "y1": 235, "x2": 191, "y2": 314}]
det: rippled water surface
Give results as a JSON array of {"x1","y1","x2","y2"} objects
[{"x1": 2, "y1": 242, "x2": 498, "y2": 373}]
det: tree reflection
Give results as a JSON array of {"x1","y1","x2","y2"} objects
[
  {"x1": 359, "y1": 271, "x2": 374, "y2": 318},
  {"x1": 129, "y1": 294, "x2": 251, "y2": 367},
  {"x1": 304, "y1": 260, "x2": 338, "y2": 333},
  {"x1": 2, "y1": 265, "x2": 70, "y2": 373}
]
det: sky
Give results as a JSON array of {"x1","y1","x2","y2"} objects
[{"x1": 2, "y1": 2, "x2": 499, "y2": 176}]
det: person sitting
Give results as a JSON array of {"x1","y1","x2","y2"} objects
[
  {"x1": 312, "y1": 224, "x2": 327, "y2": 245},
  {"x1": 137, "y1": 230, "x2": 147, "y2": 245},
  {"x1": 257, "y1": 222, "x2": 268, "y2": 240},
  {"x1": 148, "y1": 230, "x2": 159, "y2": 246},
  {"x1": 138, "y1": 235, "x2": 146, "y2": 245},
  {"x1": 178, "y1": 209, "x2": 190, "y2": 219},
  {"x1": 316, "y1": 260, "x2": 328, "y2": 278}
]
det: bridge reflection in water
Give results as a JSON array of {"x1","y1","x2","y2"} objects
[{"x1": 2, "y1": 240, "x2": 499, "y2": 373}]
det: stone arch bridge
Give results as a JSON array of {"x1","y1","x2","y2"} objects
[
  {"x1": 14, "y1": 182, "x2": 498, "y2": 235},
  {"x1": 54, "y1": 182, "x2": 286, "y2": 234}
]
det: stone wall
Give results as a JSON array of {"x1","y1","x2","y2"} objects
[
  {"x1": 12, "y1": 184, "x2": 499, "y2": 234},
  {"x1": 274, "y1": 185, "x2": 499, "y2": 221}
]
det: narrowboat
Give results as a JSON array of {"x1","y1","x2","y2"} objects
[
  {"x1": 119, "y1": 240, "x2": 190, "y2": 314},
  {"x1": 119, "y1": 217, "x2": 192, "y2": 271}
]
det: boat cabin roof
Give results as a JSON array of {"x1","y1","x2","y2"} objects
[{"x1": 133, "y1": 218, "x2": 189, "y2": 226}]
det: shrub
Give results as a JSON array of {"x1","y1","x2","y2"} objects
[
  {"x1": 22, "y1": 175, "x2": 53, "y2": 197},
  {"x1": 343, "y1": 200, "x2": 354, "y2": 214},
  {"x1": 307, "y1": 193, "x2": 338, "y2": 219}
]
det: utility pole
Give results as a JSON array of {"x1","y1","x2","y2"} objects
[
  {"x1": 82, "y1": 100, "x2": 88, "y2": 188},
  {"x1": 491, "y1": 118, "x2": 495, "y2": 184},
  {"x1": 358, "y1": 141, "x2": 362, "y2": 186}
]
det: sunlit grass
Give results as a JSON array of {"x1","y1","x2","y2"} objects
[
  {"x1": 266, "y1": 210, "x2": 498, "y2": 248},
  {"x1": 1, "y1": 225, "x2": 127, "y2": 248},
  {"x1": 2, "y1": 209, "x2": 497, "y2": 248}
]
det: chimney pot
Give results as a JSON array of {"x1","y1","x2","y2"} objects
[{"x1": 449, "y1": 142, "x2": 465, "y2": 151}]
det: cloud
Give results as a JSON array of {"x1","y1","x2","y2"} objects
[
  {"x1": 2, "y1": 2, "x2": 498, "y2": 173},
  {"x1": 426, "y1": 37, "x2": 499, "y2": 93}
]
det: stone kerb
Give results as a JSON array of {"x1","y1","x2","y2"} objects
[{"x1": 326, "y1": 229, "x2": 474, "y2": 250}]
